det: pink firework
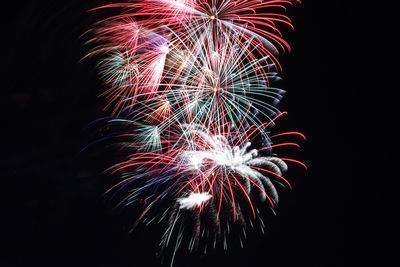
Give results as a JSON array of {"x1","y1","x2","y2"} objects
[{"x1": 84, "y1": 0, "x2": 304, "y2": 264}]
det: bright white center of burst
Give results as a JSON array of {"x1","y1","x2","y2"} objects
[
  {"x1": 183, "y1": 142, "x2": 256, "y2": 172},
  {"x1": 188, "y1": 156, "x2": 202, "y2": 169},
  {"x1": 160, "y1": 45, "x2": 170, "y2": 54},
  {"x1": 209, "y1": 15, "x2": 216, "y2": 20},
  {"x1": 181, "y1": 59, "x2": 188, "y2": 68},
  {"x1": 211, "y1": 51, "x2": 219, "y2": 58},
  {"x1": 177, "y1": 192, "x2": 212, "y2": 209},
  {"x1": 171, "y1": 0, "x2": 186, "y2": 5}
]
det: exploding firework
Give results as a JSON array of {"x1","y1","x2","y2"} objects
[
  {"x1": 92, "y1": 0, "x2": 300, "y2": 59},
  {"x1": 83, "y1": 0, "x2": 304, "y2": 265}
]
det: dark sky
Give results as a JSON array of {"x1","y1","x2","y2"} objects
[{"x1": 2, "y1": 1, "x2": 385, "y2": 266}]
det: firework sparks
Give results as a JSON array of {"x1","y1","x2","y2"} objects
[
  {"x1": 84, "y1": 0, "x2": 304, "y2": 265},
  {"x1": 177, "y1": 192, "x2": 212, "y2": 209}
]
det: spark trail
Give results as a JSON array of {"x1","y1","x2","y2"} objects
[{"x1": 83, "y1": 0, "x2": 304, "y2": 265}]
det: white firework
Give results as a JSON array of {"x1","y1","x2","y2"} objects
[
  {"x1": 181, "y1": 129, "x2": 288, "y2": 204},
  {"x1": 177, "y1": 192, "x2": 212, "y2": 209}
]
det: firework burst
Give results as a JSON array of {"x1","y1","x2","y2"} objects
[
  {"x1": 84, "y1": 0, "x2": 304, "y2": 265},
  {"x1": 92, "y1": 0, "x2": 300, "y2": 56}
]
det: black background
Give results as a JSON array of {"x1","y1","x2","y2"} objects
[{"x1": 2, "y1": 1, "x2": 385, "y2": 266}]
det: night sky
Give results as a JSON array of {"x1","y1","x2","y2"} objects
[{"x1": 2, "y1": 1, "x2": 384, "y2": 266}]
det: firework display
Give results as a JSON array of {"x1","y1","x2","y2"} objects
[{"x1": 85, "y1": 0, "x2": 305, "y2": 265}]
